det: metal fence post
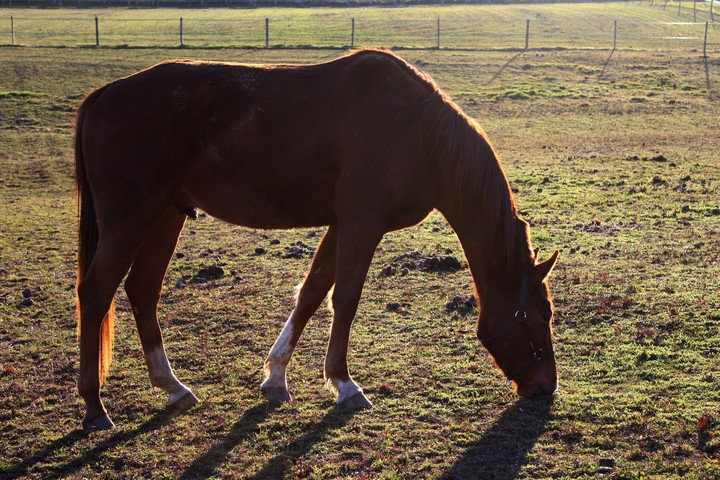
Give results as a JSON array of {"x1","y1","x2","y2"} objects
[
  {"x1": 703, "y1": 21, "x2": 709, "y2": 57},
  {"x1": 180, "y1": 17, "x2": 183, "y2": 47},
  {"x1": 351, "y1": 18, "x2": 354, "y2": 48},
  {"x1": 95, "y1": 16, "x2": 99, "y2": 47},
  {"x1": 436, "y1": 18, "x2": 440, "y2": 49},
  {"x1": 693, "y1": 0, "x2": 697, "y2": 21},
  {"x1": 613, "y1": 19, "x2": 617, "y2": 50},
  {"x1": 265, "y1": 17, "x2": 269, "y2": 48},
  {"x1": 711, "y1": 0, "x2": 715, "y2": 25},
  {"x1": 525, "y1": 19, "x2": 530, "y2": 49},
  {"x1": 678, "y1": 0, "x2": 682, "y2": 16},
  {"x1": 10, "y1": 16, "x2": 14, "y2": 46}
]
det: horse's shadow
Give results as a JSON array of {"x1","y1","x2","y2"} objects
[
  {"x1": 178, "y1": 402, "x2": 278, "y2": 479},
  {"x1": 179, "y1": 403, "x2": 356, "y2": 480},
  {"x1": 0, "y1": 408, "x2": 174, "y2": 480},
  {"x1": 442, "y1": 396, "x2": 554, "y2": 480},
  {"x1": 3, "y1": 397, "x2": 549, "y2": 479}
]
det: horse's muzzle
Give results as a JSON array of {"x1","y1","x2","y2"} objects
[{"x1": 516, "y1": 377, "x2": 558, "y2": 398}]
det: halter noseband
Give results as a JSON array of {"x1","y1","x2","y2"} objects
[{"x1": 477, "y1": 270, "x2": 552, "y2": 382}]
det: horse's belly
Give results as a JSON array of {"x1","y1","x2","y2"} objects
[
  {"x1": 183, "y1": 168, "x2": 337, "y2": 229},
  {"x1": 194, "y1": 195, "x2": 336, "y2": 229}
]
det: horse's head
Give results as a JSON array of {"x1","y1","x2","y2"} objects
[{"x1": 477, "y1": 249, "x2": 559, "y2": 398}]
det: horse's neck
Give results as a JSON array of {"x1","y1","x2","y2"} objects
[{"x1": 442, "y1": 205, "x2": 518, "y2": 296}]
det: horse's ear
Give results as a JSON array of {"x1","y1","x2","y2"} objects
[{"x1": 533, "y1": 250, "x2": 559, "y2": 283}]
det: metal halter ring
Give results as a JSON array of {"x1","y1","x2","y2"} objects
[
  {"x1": 533, "y1": 349, "x2": 544, "y2": 360},
  {"x1": 514, "y1": 310, "x2": 527, "y2": 322}
]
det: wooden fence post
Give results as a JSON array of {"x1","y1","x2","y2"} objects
[
  {"x1": 436, "y1": 18, "x2": 440, "y2": 49},
  {"x1": 613, "y1": 19, "x2": 617, "y2": 50},
  {"x1": 678, "y1": 0, "x2": 682, "y2": 16},
  {"x1": 711, "y1": 0, "x2": 715, "y2": 25},
  {"x1": 703, "y1": 21, "x2": 709, "y2": 56},
  {"x1": 265, "y1": 17, "x2": 269, "y2": 48},
  {"x1": 179, "y1": 17, "x2": 183, "y2": 47},
  {"x1": 351, "y1": 17, "x2": 354, "y2": 48},
  {"x1": 693, "y1": 0, "x2": 697, "y2": 21},
  {"x1": 95, "y1": 16, "x2": 99, "y2": 47},
  {"x1": 10, "y1": 16, "x2": 15, "y2": 45},
  {"x1": 525, "y1": 19, "x2": 530, "y2": 49}
]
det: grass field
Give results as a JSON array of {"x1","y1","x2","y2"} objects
[
  {"x1": 1, "y1": 3, "x2": 719, "y2": 50},
  {"x1": 1, "y1": 3, "x2": 720, "y2": 479}
]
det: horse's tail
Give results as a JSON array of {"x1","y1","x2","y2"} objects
[{"x1": 75, "y1": 85, "x2": 114, "y2": 385}]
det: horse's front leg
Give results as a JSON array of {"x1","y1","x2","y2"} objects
[
  {"x1": 324, "y1": 222, "x2": 384, "y2": 410},
  {"x1": 261, "y1": 227, "x2": 337, "y2": 403}
]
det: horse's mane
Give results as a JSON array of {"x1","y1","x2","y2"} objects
[
  {"x1": 343, "y1": 49, "x2": 533, "y2": 278},
  {"x1": 408, "y1": 70, "x2": 532, "y2": 278}
]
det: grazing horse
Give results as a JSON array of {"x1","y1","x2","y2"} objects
[{"x1": 74, "y1": 48, "x2": 559, "y2": 430}]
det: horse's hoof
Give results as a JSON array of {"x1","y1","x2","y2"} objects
[
  {"x1": 261, "y1": 385, "x2": 292, "y2": 404},
  {"x1": 169, "y1": 390, "x2": 199, "y2": 413},
  {"x1": 337, "y1": 392, "x2": 372, "y2": 411},
  {"x1": 82, "y1": 413, "x2": 115, "y2": 430}
]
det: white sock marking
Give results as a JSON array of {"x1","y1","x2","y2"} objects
[
  {"x1": 327, "y1": 378, "x2": 363, "y2": 404},
  {"x1": 262, "y1": 310, "x2": 297, "y2": 390},
  {"x1": 145, "y1": 346, "x2": 192, "y2": 405}
]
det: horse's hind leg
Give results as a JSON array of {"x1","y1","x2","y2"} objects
[
  {"x1": 261, "y1": 226, "x2": 337, "y2": 403},
  {"x1": 124, "y1": 207, "x2": 198, "y2": 411},
  {"x1": 78, "y1": 240, "x2": 141, "y2": 429}
]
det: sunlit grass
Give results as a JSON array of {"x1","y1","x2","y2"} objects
[{"x1": 0, "y1": 3, "x2": 719, "y2": 478}]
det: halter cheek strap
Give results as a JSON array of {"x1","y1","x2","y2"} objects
[{"x1": 477, "y1": 271, "x2": 551, "y2": 382}]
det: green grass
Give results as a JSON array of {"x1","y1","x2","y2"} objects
[
  {"x1": 0, "y1": 90, "x2": 44, "y2": 98},
  {"x1": 1, "y1": 3, "x2": 720, "y2": 479},
  {"x1": 1, "y1": 3, "x2": 719, "y2": 50}
]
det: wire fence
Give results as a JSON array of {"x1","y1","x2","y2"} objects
[
  {"x1": 3, "y1": 14, "x2": 719, "y2": 51},
  {"x1": 0, "y1": 0, "x2": 690, "y2": 7}
]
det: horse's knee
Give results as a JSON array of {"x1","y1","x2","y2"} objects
[
  {"x1": 294, "y1": 293, "x2": 316, "y2": 318},
  {"x1": 331, "y1": 291, "x2": 359, "y2": 318}
]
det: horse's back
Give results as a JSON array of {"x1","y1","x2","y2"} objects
[{"x1": 79, "y1": 51, "x2": 436, "y2": 229}]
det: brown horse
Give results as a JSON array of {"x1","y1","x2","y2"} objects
[{"x1": 74, "y1": 48, "x2": 559, "y2": 430}]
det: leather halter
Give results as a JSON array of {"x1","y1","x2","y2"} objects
[{"x1": 477, "y1": 271, "x2": 552, "y2": 382}]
